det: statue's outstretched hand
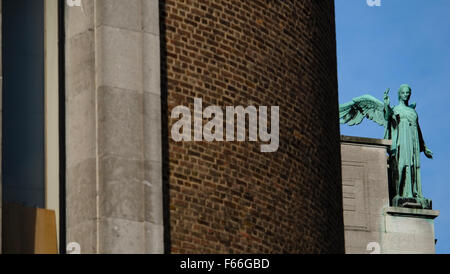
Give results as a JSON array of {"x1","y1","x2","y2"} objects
[
  {"x1": 425, "y1": 147, "x2": 433, "y2": 159},
  {"x1": 383, "y1": 88, "x2": 390, "y2": 106}
]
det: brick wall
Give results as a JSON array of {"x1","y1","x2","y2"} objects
[{"x1": 161, "y1": 0, "x2": 344, "y2": 253}]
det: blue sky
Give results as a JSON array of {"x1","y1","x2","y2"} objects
[{"x1": 335, "y1": 0, "x2": 450, "y2": 253}]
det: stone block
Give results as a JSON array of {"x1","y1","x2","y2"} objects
[
  {"x1": 382, "y1": 232, "x2": 435, "y2": 254},
  {"x1": 66, "y1": 86, "x2": 96, "y2": 168},
  {"x1": 66, "y1": 158, "x2": 97, "y2": 227},
  {"x1": 65, "y1": 0, "x2": 95, "y2": 39},
  {"x1": 98, "y1": 156, "x2": 145, "y2": 222},
  {"x1": 145, "y1": 222, "x2": 164, "y2": 254},
  {"x1": 96, "y1": 0, "x2": 142, "y2": 31},
  {"x1": 66, "y1": 220, "x2": 97, "y2": 254},
  {"x1": 99, "y1": 217, "x2": 145, "y2": 254},
  {"x1": 97, "y1": 86, "x2": 144, "y2": 159},
  {"x1": 144, "y1": 160, "x2": 163, "y2": 224},
  {"x1": 66, "y1": 30, "x2": 95, "y2": 100},
  {"x1": 144, "y1": 92, "x2": 162, "y2": 162},
  {"x1": 143, "y1": 0, "x2": 160, "y2": 35},
  {"x1": 96, "y1": 26, "x2": 143, "y2": 91},
  {"x1": 143, "y1": 33, "x2": 161, "y2": 96}
]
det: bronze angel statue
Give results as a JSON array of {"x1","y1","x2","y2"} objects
[{"x1": 339, "y1": 84, "x2": 433, "y2": 209}]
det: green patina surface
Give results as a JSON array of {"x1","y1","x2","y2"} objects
[{"x1": 340, "y1": 84, "x2": 433, "y2": 209}]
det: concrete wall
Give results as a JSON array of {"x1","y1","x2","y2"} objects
[
  {"x1": 341, "y1": 136, "x2": 392, "y2": 253},
  {"x1": 65, "y1": 0, "x2": 163, "y2": 254}
]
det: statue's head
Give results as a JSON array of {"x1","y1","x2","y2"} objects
[{"x1": 398, "y1": 84, "x2": 412, "y2": 101}]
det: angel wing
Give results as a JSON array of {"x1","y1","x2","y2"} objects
[{"x1": 339, "y1": 95, "x2": 387, "y2": 127}]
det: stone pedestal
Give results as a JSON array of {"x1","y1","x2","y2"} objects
[
  {"x1": 392, "y1": 196, "x2": 432, "y2": 210},
  {"x1": 340, "y1": 135, "x2": 439, "y2": 254},
  {"x1": 382, "y1": 207, "x2": 439, "y2": 254}
]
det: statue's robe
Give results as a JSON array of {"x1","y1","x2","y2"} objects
[{"x1": 384, "y1": 104, "x2": 426, "y2": 199}]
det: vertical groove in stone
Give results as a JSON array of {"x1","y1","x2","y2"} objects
[
  {"x1": 0, "y1": 0, "x2": 3, "y2": 254},
  {"x1": 93, "y1": 0, "x2": 100, "y2": 254}
]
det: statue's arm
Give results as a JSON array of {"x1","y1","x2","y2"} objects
[
  {"x1": 384, "y1": 103, "x2": 393, "y2": 121},
  {"x1": 383, "y1": 89, "x2": 393, "y2": 121},
  {"x1": 418, "y1": 123, "x2": 433, "y2": 159},
  {"x1": 418, "y1": 124, "x2": 425, "y2": 151}
]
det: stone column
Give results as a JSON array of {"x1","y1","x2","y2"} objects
[{"x1": 65, "y1": 0, "x2": 163, "y2": 254}]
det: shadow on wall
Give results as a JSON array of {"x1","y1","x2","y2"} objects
[{"x1": 159, "y1": 0, "x2": 172, "y2": 254}]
